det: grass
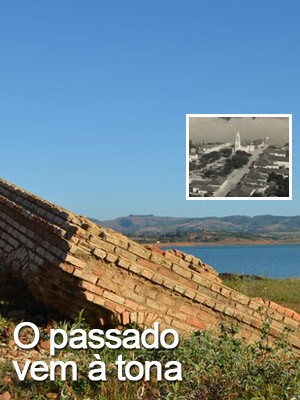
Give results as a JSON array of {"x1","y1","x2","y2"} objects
[
  {"x1": 1, "y1": 276, "x2": 300, "y2": 399},
  {"x1": 1, "y1": 311, "x2": 300, "y2": 399},
  {"x1": 223, "y1": 275, "x2": 300, "y2": 314}
]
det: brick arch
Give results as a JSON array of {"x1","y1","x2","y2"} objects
[{"x1": 0, "y1": 178, "x2": 299, "y2": 351}]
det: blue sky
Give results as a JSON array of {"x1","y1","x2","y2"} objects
[{"x1": 0, "y1": 1, "x2": 299, "y2": 219}]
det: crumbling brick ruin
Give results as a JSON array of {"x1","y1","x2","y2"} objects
[{"x1": 0, "y1": 178, "x2": 299, "y2": 350}]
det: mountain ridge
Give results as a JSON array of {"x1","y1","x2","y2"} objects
[{"x1": 90, "y1": 214, "x2": 300, "y2": 236}]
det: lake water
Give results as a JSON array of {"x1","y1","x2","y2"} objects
[{"x1": 162, "y1": 244, "x2": 300, "y2": 278}]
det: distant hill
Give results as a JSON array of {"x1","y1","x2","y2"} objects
[{"x1": 90, "y1": 214, "x2": 300, "y2": 236}]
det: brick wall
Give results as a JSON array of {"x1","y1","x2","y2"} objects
[{"x1": 0, "y1": 178, "x2": 299, "y2": 351}]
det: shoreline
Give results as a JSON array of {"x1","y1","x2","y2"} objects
[{"x1": 143, "y1": 239, "x2": 300, "y2": 248}]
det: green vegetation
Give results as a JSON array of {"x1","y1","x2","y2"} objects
[
  {"x1": 223, "y1": 275, "x2": 300, "y2": 314},
  {"x1": 189, "y1": 160, "x2": 199, "y2": 171},
  {"x1": 1, "y1": 275, "x2": 300, "y2": 399},
  {"x1": 266, "y1": 173, "x2": 289, "y2": 197},
  {"x1": 130, "y1": 230, "x2": 272, "y2": 244},
  {"x1": 220, "y1": 150, "x2": 251, "y2": 175},
  {"x1": 198, "y1": 151, "x2": 221, "y2": 167},
  {"x1": 1, "y1": 310, "x2": 300, "y2": 399},
  {"x1": 95, "y1": 214, "x2": 300, "y2": 238}
]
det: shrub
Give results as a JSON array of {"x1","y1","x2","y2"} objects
[{"x1": 1, "y1": 313, "x2": 300, "y2": 399}]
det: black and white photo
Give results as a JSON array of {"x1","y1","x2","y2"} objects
[{"x1": 186, "y1": 114, "x2": 292, "y2": 200}]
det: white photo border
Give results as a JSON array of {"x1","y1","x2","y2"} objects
[{"x1": 186, "y1": 114, "x2": 292, "y2": 201}]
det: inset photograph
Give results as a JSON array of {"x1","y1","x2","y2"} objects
[{"x1": 186, "y1": 114, "x2": 292, "y2": 200}]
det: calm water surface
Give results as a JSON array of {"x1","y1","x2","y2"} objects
[{"x1": 162, "y1": 244, "x2": 300, "y2": 278}]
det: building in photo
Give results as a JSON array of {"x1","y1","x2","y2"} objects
[{"x1": 187, "y1": 114, "x2": 291, "y2": 200}]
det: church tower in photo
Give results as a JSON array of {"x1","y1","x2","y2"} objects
[{"x1": 234, "y1": 130, "x2": 241, "y2": 152}]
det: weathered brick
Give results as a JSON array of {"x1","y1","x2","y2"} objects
[
  {"x1": 220, "y1": 286, "x2": 231, "y2": 298},
  {"x1": 103, "y1": 291, "x2": 125, "y2": 305},
  {"x1": 172, "y1": 264, "x2": 192, "y2": 279},
  {"x1": 158, "y1": 267, "x2": 174, "y2": 279},
  {"x1": 128, "y1": 243, "x2": 149, "y2": 258},
  {"x1": 81, "y1": 281, "x2": 104, "y2": 296},
  {"x1": 187, "y1": 317, "x2": 206, "y2": 330},
  {"x1": 157, "y1": 294, "x2": 175, "y2": 307},
  {"x1": 171, "y1": 319, "x2": 189, "y2": 331},
  {"x1": 163, "y1": 315, "x2": 173, "y2": 325},
  {"x1": 204, "y1": 297, "x2": 216, "y2": 308},
  {"x1": 178, "y1": 276, "x2": 198, "y2": 290},
  {"x1": 144, "y1": 313, "x2": 156, "y2": 325},
  {"x1": 65, "y1": 254, "x2": 86, "y2": 269},
  {"x1": 178, "y1": 258, "x2": 192, "y2": 270},
  {"x1": 2, "y1": 178, "x2": 300, "y2": 354},
  {"x1": 164, "y1": 251, "x2": 181, "y2": 264},
  {"x1": 194, "y1": 293, "x2": 207, "y2": 304},
  {"x1": 283, "y1": 316, "x2": 299, "y2": 329},
  {"x1": 118, "y1": 249, "x2": 137, "y2": 262},
  {"x1": 73, "y1": 268, "x2": 83, "y2": 278},
  {"x1": 168, "y1": 308, "x2": 188, "y2": 321},
  {"x1": 162, "y1": 278, "x2": 175, "y2": 290},
  {"x1": 141, "y1": 269, "x2": 154, "y2": 280},
  {"x1": 82, "y1": 273, "x2": 98, "y2": 284},
  {"x1": 93, "y1": 295, "x2": 106, "y2": 306},
  {"x1": 152, "y1": 274, "x2": 164, "y2": 285},
  {"x1": 90, "y1": 236, "x2": 115, "y2": 252},
  {"x1": 284, "y1": 308, "x2": 295, "y2": 318},
  {"x1": 93, "y1": 248, "x2": 106, "y2": 259},
  {"x1": 91, "y1": 266, "x2": 105, "y2": 277},
  {"x1": 115, "y1": 304, "x2": 126, "y2": 316},
  {"x1": 106, "y1": 234, "x2": 128, "y2": 250},
  {"x1": 137, "y1": 257, "x2": 159, "y2": 272},
  {"x1": 60, "y1": 263, "x2": 75, "y2": 274},
  {"x1": 117, "y1": 257, "x2": 131, "y2": 270},
  {"x1": 121, "y1": 312, "x2": 130, "y2": 325},
  {"x1": 214, "y1": 302, "x2": 225, "y2": 313},
  {"x1": 84, "y1": 292, "x2": 95, "y2": 302},
  {"x1": 174, "y1": 284, "x2": 185, "y2": 294},
  {"x1": 124, "y1": 299, "x2": 141, "y2": 311},
  {"x1": 145, "y1": 245, "x2": 164, "y2": 255},
  {"x1": 137, "y1": 312, "x2": 145, "y2": 324},
  {"x1": 129, "y1": 263, "x2": 142, "y2": 274},
  {"x1": 223, "y1": 306, "x2": 236, "y2": 318},
  {"x1": 184, "y1": 288, "x2": 196, "y2": 300},
  {"x1": 292, "y1": 312, "x2": 300, "y2": 322},
  {"x1": 130, "y1": 312, "x2": 138, "y2": 323},
  {"x1": 150, "y1": 253, "x2": 172, "y2": 268},
  {"x1": 146, "y1": 299, "x2": 167, "y2": 313},
  {"x1": 106, "y1": 252, "x2": 118, "y2": 263},
  {"x1": 179, "y1": 303, "x2": 196, "y2": 315},
  {"x1": 184, "y1": 254, "x2": 193, "y2": 263},
  {"x1": 127, "y1": 291, "x2": 145, "y2": 304}
]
